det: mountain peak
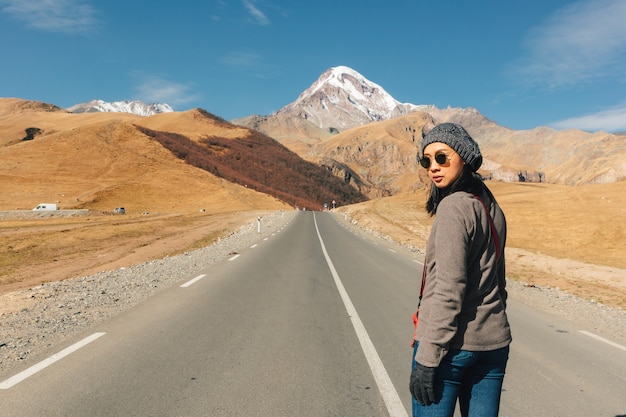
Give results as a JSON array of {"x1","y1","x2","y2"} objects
[
  {"x1": 276, "y1": 66, "x2": 417, "y2": 130},
  {"x1": 67, "y1": 99, "x2": 174, "y2": 116}
]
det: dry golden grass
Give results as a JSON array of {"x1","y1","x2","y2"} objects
[
  {"x1": 489, "y1": 181, "x2": 626, "y2": 268},
  {"x1": 0, "y1": 210, "x2": 277, "y2": 296},
  {"x1": 335, "y1": 181, "x2": 626, "y2": 309}
]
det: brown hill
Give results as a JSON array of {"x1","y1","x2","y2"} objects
[
  {"x1": 232, "y1": 112, "x2": 334, "y2": 156},
  {"x1": 0, "y1": 102, "x2": 273, "y2": 213},
  {"x1": 309, "y1": 112, "x2": 433, "y2": 198},
  {"x1": 136, "y1": 111, "x2": 366, "y2": 210},
  {"x1": 237, "y1": 105, "x2": 626, "y2": 195},
  {"x1": 0, "y1": 98, "x2": 365, "y2": 212},
  {"x1": 429, "y1": 106, "x2": 626, "y2": 184}
]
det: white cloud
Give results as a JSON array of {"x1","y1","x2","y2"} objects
[
  {"x1": 550, "y1": 104, "x2": 626, "y2": 132},
  {"x1": 513, "y1": 0, "x2": 626, "y2": 89},
  {"x1": 0, "y1": 0, "x2": 99, "y2": 33},
  {"x1": 242, "y1": 0, "x2": 270, "y2": 26},
  {"x1": 133, "y1": 74, "x2": 200, "y2": 107}
]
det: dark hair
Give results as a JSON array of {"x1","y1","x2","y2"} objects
[{"x1": 425, "y1": 165, "x2": 487, "y2": 215}]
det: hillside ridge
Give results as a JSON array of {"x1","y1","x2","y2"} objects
[{"x1": 0, "y1": 99, "x2": 365, "y2": 212}]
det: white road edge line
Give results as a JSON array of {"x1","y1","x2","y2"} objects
[
  {"x1": 579, "y1": 330, "x2": 626, "y2": 351},
  {"x1": 313, "y1": 213, "x2": 408, "y2": 417},
  {"x1": 180, "y1": 274, "x2": 207, "y2": 288},
  {"x1": 228, "y1": 254, "x2": 240, "y2": 261},
  {"x1": 0, "y1": 332, "x2": 106, "y2": 390}
]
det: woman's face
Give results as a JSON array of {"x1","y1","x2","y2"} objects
[{"x1": 422, "y1": 143, "x2": 465, "y2": 188}]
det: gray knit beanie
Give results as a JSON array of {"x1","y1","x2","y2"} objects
[{"x1": 421, "y1": 123, "x2": 482, "y2": 172}]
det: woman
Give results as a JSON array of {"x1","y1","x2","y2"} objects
[{"x1": 410, "y1": 123, "x2": 512, "y2": 417}]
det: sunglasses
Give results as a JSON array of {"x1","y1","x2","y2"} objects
[{"x1": 419, "y1": 151, "x2": 453, "y2": 169}]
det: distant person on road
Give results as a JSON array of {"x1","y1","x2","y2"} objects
[{"x1": 410, "y1": 123, "x2": 512, "y2": 417}]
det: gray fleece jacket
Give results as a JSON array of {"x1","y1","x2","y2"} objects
[{"x1": 414, "y1": 189, "x2": 512, "y2": 367}]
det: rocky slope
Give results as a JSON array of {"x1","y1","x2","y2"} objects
[{"x1": 233, "y1": 66, "x2": 626, "y2": 195}]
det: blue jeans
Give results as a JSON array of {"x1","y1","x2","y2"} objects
[{"x1": 411, "y1": 342, "x2": 509, "y2": 417}]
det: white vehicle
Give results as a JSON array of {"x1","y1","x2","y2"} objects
[{"x1": 32, "y1": 203, "x2": 58, "y2": 211}]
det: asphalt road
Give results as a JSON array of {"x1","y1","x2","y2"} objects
[{"x1": 1, "y1": 211, "x2": 625, "y2": 416}]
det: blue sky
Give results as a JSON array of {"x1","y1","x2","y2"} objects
[{"x1": 1, "y1": 0, "x2": 625, "y2": 132}]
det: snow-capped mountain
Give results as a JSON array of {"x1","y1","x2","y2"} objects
[
  {"x1": 275, "y1": 66, "x2": 419, "y2": 130},
  {"x1": 67, "y1": 100, "x2": 174, "y2": 116}
]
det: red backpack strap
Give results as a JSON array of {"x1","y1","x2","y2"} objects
[{"x1": 411, "y1": 263, "x2": 426, "y2": 347}]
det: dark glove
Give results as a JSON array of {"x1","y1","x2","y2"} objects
[{"x1": 410, "y1": 362, "x2": 436, "y2": 406}]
